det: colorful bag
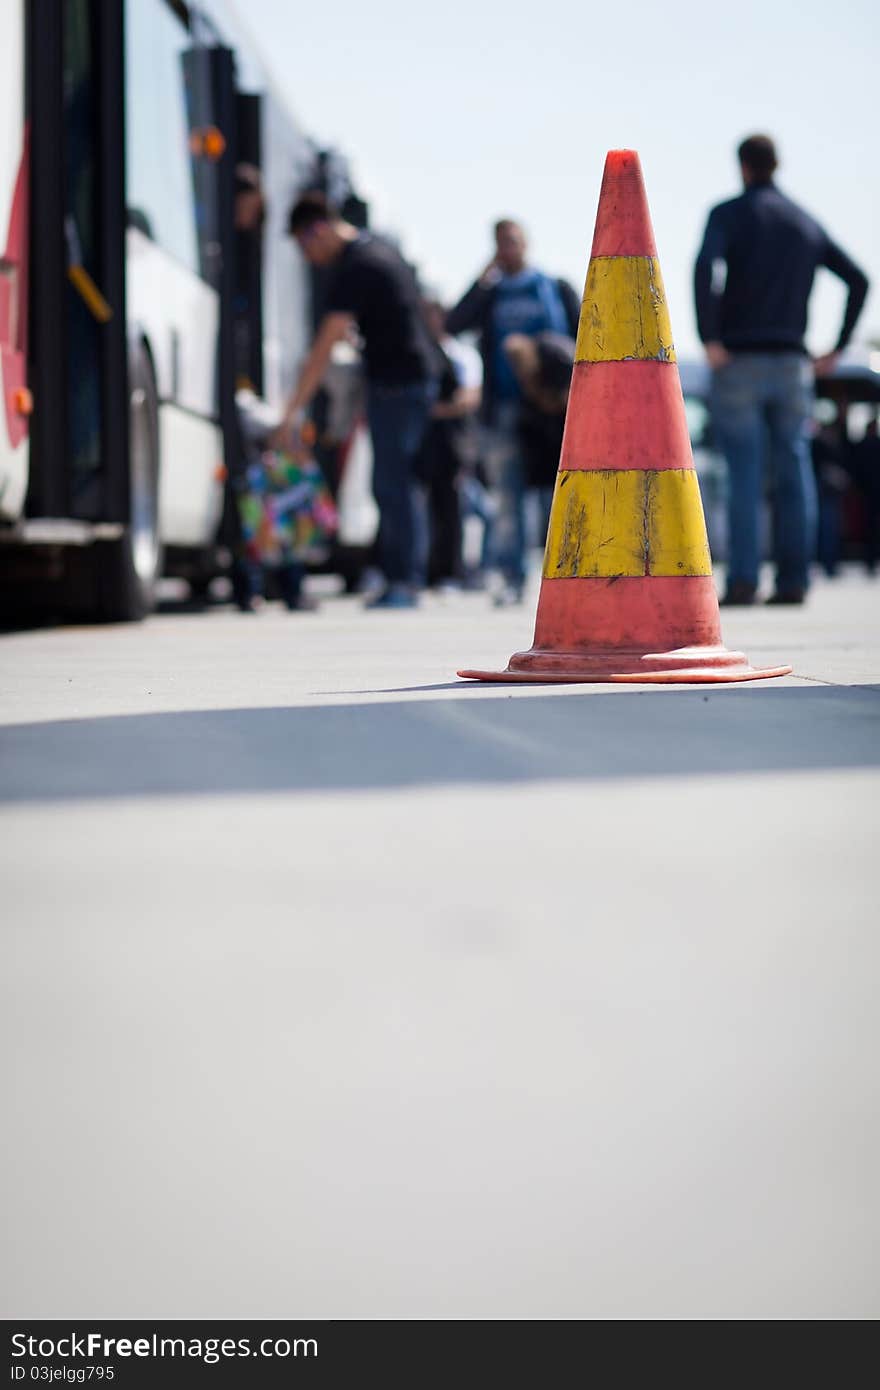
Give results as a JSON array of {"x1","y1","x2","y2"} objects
[{"x1": 238, "y1": 446, "x2": 338, "y2": 567}]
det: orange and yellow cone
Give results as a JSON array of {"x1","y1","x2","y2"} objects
[{"x1": 459, "y1": 150, "x2": 791, "y2": 684}]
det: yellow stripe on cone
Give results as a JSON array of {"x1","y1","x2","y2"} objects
[
  {"x1": 575, "y1": 256, "x2": 675, "y2": 363},
  {"x1": 542, "y1": 469, "x2": 711, "y2": 578}
]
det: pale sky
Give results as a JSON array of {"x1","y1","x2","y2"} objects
[{"x1": 244, "y1": 0, "x2": 878, "y2": 359}]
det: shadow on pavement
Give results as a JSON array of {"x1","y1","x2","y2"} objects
[{"x1": 2, "y1": 686, "x2": 878, "y2": 803}]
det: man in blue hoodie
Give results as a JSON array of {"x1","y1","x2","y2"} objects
[
  {"x1": 694, "y1": 134, "x2": 869, "y2": 605},
  {"x1": 448, "y1": 220, "x2": 580, "y2": 604}
]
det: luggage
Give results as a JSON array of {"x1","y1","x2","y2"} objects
[{"x1": 238, "y1": 440, "x2": 338, "y2": 568}]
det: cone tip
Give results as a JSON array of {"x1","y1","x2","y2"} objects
[{"x1": 591, "y1": 149, "x2": 656, "y2": 259}]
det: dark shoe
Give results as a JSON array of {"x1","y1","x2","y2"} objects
[
  {"x1": 720, "y1": 582, "x2": 757, "y2": 607},
  {"x1": 365, "y1": 585, "x2": 418, "y2": 610},
  {"x1": 284, "y1": 593, "x2": 320, "y2": 612},
  {"x1": 765, "y1": 589, "x2": 806, "y2": 606},
  {"x1": 231, "y1": 559, "x2": 260, "y2": 611},
  {"x1": 461, "y1": 569, "x2": 488, "y2": 591}
]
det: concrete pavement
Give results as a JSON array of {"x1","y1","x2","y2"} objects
[{"x1": 2, "y1": 568, "x2": 878, "y2": 1318}]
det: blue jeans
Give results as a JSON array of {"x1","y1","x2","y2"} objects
[
  {"x1": 482, "y1": 402, "x2": 528, "y2": 588},
  {"x1": 482, "y1": 403, "x2": 554, "y2": 588},
  {"x1": 367, "y1": 381, "x2": 434, "y2": 586},
  {"x1": 711, "y1": 353, "x2": 817, "y2": 592}
]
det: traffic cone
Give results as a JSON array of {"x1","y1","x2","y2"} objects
[{"x1": 458, "y1": 150, "x2": 791, "y2": 684}]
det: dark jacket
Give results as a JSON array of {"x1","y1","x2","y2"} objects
[
  {"x1": 694, "y1": 182, "x2": 868, "y2": 354},
  {"x1": 447, "y1": 271, "x2": 581, "y2": 419}
]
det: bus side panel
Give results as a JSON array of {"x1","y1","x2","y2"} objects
[
  {"x1": 158, "y1": 405, "x2": 224, "y2": 547},
  {"x1": 127, "y1": 228, "x2": 220, "y2": 416},
  {"x1": 127, "y1": 227, "x2": 223, "y2": 547},
  {"x1": 0, "y1": 0, "x2": 29, "y2": 524}
]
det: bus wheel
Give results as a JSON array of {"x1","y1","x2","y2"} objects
[{"x1": 94, "y1": 343, "x2": 162, "y2": 621}]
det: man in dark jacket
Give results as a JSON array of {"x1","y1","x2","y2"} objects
[
  {"x1": 447, "y1": 220, "x2": 580, "y2": 603},
  {"x1": 694, "y1": 134, "x2": 869, "y2": 604}
]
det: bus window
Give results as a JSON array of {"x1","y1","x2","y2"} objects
[{"x1": 125, "y1": 0, "x2": 200, "y2": 275}]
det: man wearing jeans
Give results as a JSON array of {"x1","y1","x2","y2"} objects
[
  {"x1": 694, "y1": 134, "x2": 869, "y2": 605},
  {"x1": 448, "y1": 220, "x2": 580, "y2": 605},
  {"x1": 277, "y1": 193, "x2": 437, "y2": 608}
]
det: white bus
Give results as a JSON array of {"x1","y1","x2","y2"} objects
[{"x1": 0, "y1": 0, "x2": 366, "y2": 619}]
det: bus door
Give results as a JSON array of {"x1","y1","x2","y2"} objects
[
  {"x1": 27, "y1": 0, "x2": 128, "y2": 524},
  {"x1": 181, "y1": 25, "x2": 224, "y2": 298},
  {"x1": 233, "y1": 92, "x2": 265, "y2": 399},
  {"x1": 183, "y1": 36, "x2": 248, "y2": 480},
  {"x1": 184, "y1": 39, "x2": 270, "y2": 492}
]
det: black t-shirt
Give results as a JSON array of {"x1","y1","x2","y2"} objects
[{"x1": 324, "y1": 234, "x2": 436, "y2": 386}]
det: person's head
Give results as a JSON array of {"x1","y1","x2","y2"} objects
[
  {"x1": 503, "y1": 333, "x2": 540, "y2": 388},
  {"x1": 288, "y1": 190, "x2": 345, "y2": 266},
  {"x1": 234, "y1": 164, "x2": 265, "y2": 232},
  {"x1": 503, "y1": 331, "x2": 573, "y2": 413},
  {"x1": 494, "y1": 218, "x2": 528, "y2": 274},
  {"x1": 738, "y1": 134, "x2": 778, "y2": 187}
]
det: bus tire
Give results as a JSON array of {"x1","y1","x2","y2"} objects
[{"x1": 94, "y1": 342, "x2": 162, "y2": 621}]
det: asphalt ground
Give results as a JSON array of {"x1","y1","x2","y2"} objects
[{"x1": 2, "y1": 566, "x2": 878, "y2": 1318}]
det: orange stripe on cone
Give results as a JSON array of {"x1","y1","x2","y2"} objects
[
  {"x1": 560, "y1": 361, "x2": 692, "y2": 472},
  {"x1": 530, "y1": 576, "x2": 721, "y2": 653},
  {"x1": 589, "y1": 149, "x2": 658, "y2": 258}
]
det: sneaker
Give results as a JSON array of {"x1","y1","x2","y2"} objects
[
  {"x1": 720, "y1": 582, "x2": 757, "y2": 607},
  {"x1": 365, "y1": 586, "x2": 418, "y2": 610},
  {"x1": 492, "y1": 583, "x2": 524, "y2": 608},
  {"x1": 765, "y1": 589, "x2": 806, "y2": 606},
  {"x1": 357, "y1": 565, "x2": 386, "y2": 596}
]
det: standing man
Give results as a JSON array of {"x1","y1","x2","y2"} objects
[
  {"x1": 224, "y1": 165, "x2": 269, "y2": 613},
  {"x1": 417, "y1": 299, "x2": 483, "y2": 589},
  {"x1": 694, "y1": 134, "x2": 869, "y2": 605},
  {"x1": 276, "y1": 193, "x2": 437, "y2": 608},
  {"x1": 447, "y1": 220, "x2": 580, "y2": 605}
]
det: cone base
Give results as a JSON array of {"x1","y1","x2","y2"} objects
[{"x1": 458, "y1": 645, "x2": 792, "y2": 685}]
